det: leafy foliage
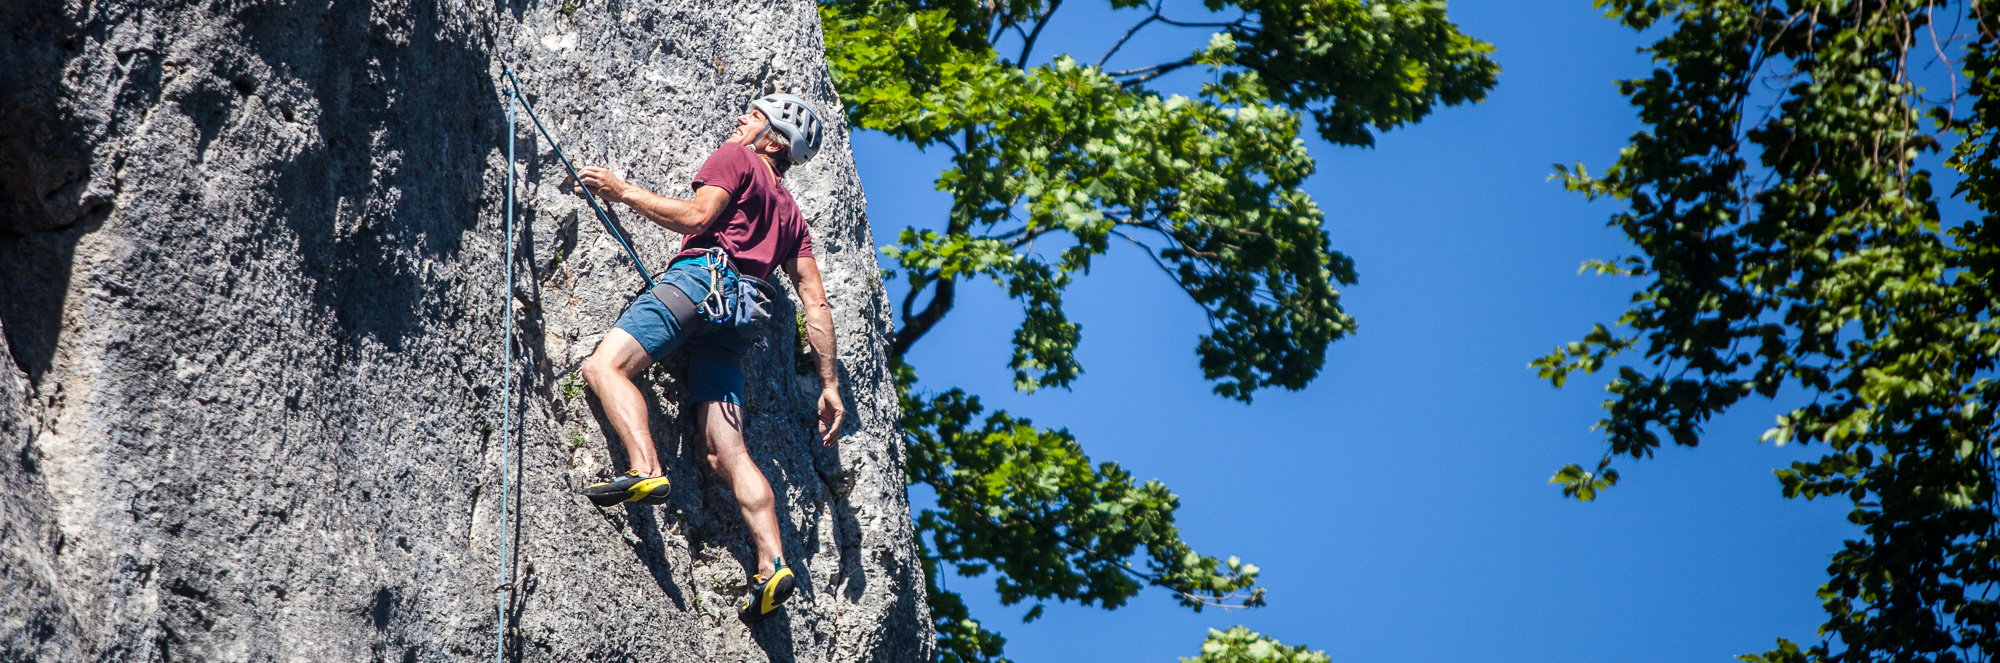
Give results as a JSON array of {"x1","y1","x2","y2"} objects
[
  {"x1": 1540, "y1": 2, "x2": 2000, "y2": 661},
  {"x1": 823, "y1": 0, "x2": 1494, "y2": 659},
  {"x1": 1220, "y1": 0, "x2": 1498, "y2": 146},
  {"x1": 899, "y1": 363, "x2": 1263, "y2": 614},
  {"x1": 1183, "y1": 626, "x2": 1330, "y2": 663},
  {"x1": 827, "y1": 0, "x2": 1495, "y2": 399}
]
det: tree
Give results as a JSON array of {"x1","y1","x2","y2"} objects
[
  {"x1": 1184, "y1": 626, "x2": 1331, "y2": 663},
  {"x1": 1539, "y1": 2, "x2": 2000, "y2": 661},
  {"x1": 819, "y1": 0, "x2": 1496, "y2": 659}
]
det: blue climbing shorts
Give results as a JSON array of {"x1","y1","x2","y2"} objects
[{"x1": 612, "y1": 259, "x2": 756, "y2": 405}]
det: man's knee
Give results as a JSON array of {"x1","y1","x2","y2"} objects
[
  {"x1": 583, "y1": 331, "x2": 650, "y2": 389},
  {"x1": 581, "y1": 353, "x2": 619, "y2": 389}
]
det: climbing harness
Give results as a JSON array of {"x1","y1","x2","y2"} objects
[
  {"x1": 694, "y1": 247, "x2": 738, "y2": 322},
  {"x1": 637, "y1": 249, "x2": 745, "y2": 340},
  {"x1": 686, "y1": 247, "x2": 782, "y2": 337},
  {"x1": 641, "y1": 247, "x2": 781, "y2": 347},
  {"x1": 500, "y1": 69, "x2": 657, "y2": 289}
]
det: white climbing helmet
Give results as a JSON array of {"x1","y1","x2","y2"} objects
[{"x1": 749, "y1": 93, "x2": 823, "y2": 164}]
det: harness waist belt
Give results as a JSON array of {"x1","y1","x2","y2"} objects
[{"x1": 650, "y1": 282, "x2": 705, "y2": 335}]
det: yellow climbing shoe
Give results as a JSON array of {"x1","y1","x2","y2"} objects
[
  {"x1": 738, "y1": 559, "x2": 796, "y2": 623},
  {"x1": 582, "y1": 470, "x2": 670, "y2": 506}
]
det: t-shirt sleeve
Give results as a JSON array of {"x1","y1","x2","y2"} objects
[
  {"x1": 796, "y1": 226, "x2": 815, "y2": 259},
  {"x1": 690, "y1": 145, "x2": 753, "y2": 196}
]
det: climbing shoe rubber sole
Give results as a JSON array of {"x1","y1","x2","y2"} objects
[
  {"x1": 739, "y1": 562, "x2": 797, "y2": 623},
  {"x1": 582, "y1": 471, "x2": 670, "y2": 506}
]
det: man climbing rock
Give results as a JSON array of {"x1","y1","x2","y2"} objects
[{"x1": 570, "y1": 93, "x2": 844, "y2": 623}]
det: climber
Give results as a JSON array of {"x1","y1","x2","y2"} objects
[{"x1": 569, "y1": 93, "x2": 843, "y2": 624}]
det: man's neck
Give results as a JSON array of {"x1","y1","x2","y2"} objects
[{"x1": 732, "y1": 138, "x2": 780, "y2": 178}]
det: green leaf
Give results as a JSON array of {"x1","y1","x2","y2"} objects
[{"x1": 1545, "y1": 3, "x2": 2000, "y2": 661}]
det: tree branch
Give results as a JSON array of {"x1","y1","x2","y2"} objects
[
  {"x1": 1097, "y1": 7, "x2": 1162, "y2": 69},
  {"x1": 988, "y1": 224, "x2": 1033, "y2": 242},
  {"x1": 1007, "y1": 226, "x2": 1053, "y2": 249},
  {"x1": 981, "y1": 0, "x2": 1003, "y2": 44},
  {"x1": 1018, "y1": 0, "x2": 1064, "y2": 66},
  {"x1": 1106, "y1": 59, "x2": 1192, "y2": 77},
  {"x1": 1155, "y1": 15, "x2": 1246, "y2": 28},
  {"x1": 1109, "y1": 57, "x2": 1197, "y2": 86},
  {"x1": 900, "y1": 274, "x2": 927, "y2": 325},
  {"x1": 894, "y1": 275, "x2": 958, "y2": 360},
  {"x1": 1111, "y1": 229, "x2": 1210, "y2": 313}
]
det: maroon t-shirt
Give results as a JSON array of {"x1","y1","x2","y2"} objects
[{"x1": 676, "y1": 143, "x2": 814, "y2": 280}]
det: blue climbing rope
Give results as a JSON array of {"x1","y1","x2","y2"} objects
[
  {"x1": 501, "y1": 69, "x2": 657, "y2": 289},
  {"x1": 495, "y1": 85, "x2": 519, "y2": 663},
  {"x1": 494, "y1": 70, "x2": 658, "y2": 661}
]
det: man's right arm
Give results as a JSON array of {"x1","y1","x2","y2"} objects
[{"x1": 574, "y1": 166, "x2": 729, "y2": 235}]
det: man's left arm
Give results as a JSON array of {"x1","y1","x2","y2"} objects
[{"x1": 783, "y1": 256, "x2": 844, "y2": 446}]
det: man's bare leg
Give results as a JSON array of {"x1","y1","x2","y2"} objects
[
  {"x1": 697, "y1": 400, "x2": 784, "y2": 579},
  {"x1": 581, "y1": 329, "x2": 663, "y2": 477}
]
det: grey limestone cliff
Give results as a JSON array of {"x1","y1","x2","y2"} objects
[{"x1": 0, "y1": 0, "x2": 931, "y2": 660}]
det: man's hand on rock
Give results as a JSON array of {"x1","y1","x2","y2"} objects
[
  {"x1": 817, "y1": 387, "x2": 845, "y2": 447},
  {"x1": 572, "y1": 166, "x2": 630, "y2": 203}
]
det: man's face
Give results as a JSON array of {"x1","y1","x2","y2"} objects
[{"x1": 728, "y1": 109, "x2": 771, "y2": 148}]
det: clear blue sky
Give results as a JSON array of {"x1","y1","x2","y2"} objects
[{"x1": 846, "y1": 2, "x2": 1856, "y2": 661}]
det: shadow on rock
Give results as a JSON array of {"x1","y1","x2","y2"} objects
[
  {"x1": 238, "y1": 0, "x2": 500, "y2": 359},
  {"x1": 745, "y1": 610, "x2": 798, "y2": 663},
  {"x1": 586, "y1": 503, "x2": 687, "y2": 611},
  {"x1": 0, "y1": 210, "x2": 105, "y2": 384},
  {"x1": 809, "y1": 439, "x2": 868, "y2": 602}
]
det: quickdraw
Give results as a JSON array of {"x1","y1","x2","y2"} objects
[{"x1": 692, "y1": 247, "x2": 739, "y2": 324}]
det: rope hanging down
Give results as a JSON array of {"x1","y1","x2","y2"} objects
[
  {"x1": 495, "y1": 82, "x2": 520, "y2": 663},
  {"x1": 494, "y1": 70, "x2": 657, "y2": 661},
  {"x1": 501, "y1": 69, "x2": 657, "y2": 289}
]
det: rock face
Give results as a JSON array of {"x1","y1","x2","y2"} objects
[{"x1": 0, "y1": 1, "x2": 931, "y2": 661}]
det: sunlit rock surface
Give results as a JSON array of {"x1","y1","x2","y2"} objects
[{"x1": 0, "y1": 1, "x2": 929, "y2": 660}]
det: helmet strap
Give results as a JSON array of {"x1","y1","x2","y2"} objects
[{"x1": 749, "y1": 124, "x2": 784, "y2": 176}]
